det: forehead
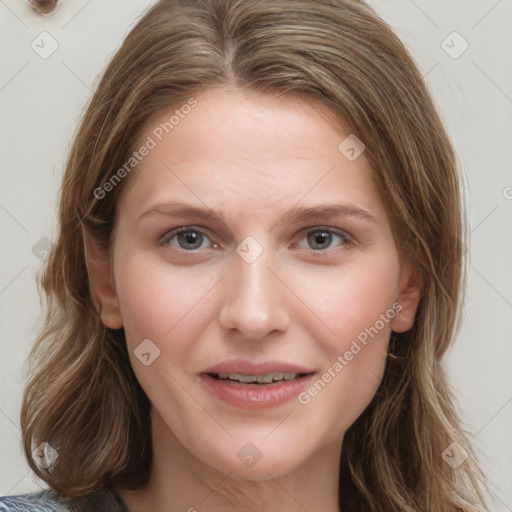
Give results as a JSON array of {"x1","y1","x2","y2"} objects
[
  {"x1": 117, "y1": 86, "x2": 385, "y2": 225},
  {"x1": 141, "y1": 87, "x2": 354, "y2": 163}
]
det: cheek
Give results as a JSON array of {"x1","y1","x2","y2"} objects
[
  {"x1": 113, "y1": 256, "x2": 212, "y2": 427},
  {"x1": 294, "y1": 257, "x2": 400, "y2": 430},
  {"x1": 292, "y1": 253, "x2": 400, "y2": 352},
  {"x1": 115, "y1": 254, "x2": 214, "y2": 347}
]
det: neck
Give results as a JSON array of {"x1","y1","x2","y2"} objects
[{"x1": 115, "y1": 407, "x2": 342, "y2": 512}]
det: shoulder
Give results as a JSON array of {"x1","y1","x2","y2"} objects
[
  {"x1": 0, "y1": 488, "x2": 67, "y2": 511},
  {"x1": 0, "y1": 486, "x2": 127, "y2": 512}
]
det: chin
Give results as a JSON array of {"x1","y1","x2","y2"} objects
[{"x1": 191, "y1": 432, "x2": 317, "y2": 481}]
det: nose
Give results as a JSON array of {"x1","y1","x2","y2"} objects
[{"x1": 218, "y1": 245, "x2": 291, "y2": 340}]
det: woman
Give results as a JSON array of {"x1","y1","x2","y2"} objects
[{"x1": 0, "y1": 0, "x2": 490, "y2": 510}]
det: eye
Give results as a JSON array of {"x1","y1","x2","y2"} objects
[
  {"x1": 160, "y1": 227, "x2": 218, "y2": 252},
  {"x1": 160, "y1": 226, "x2": 353, "y2": 255},
  {"x1": 295, "y1": 227, "x2": 353, "y2": 253}
]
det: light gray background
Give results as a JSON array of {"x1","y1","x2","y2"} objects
[{"x1": 1, "y1": 0, "x2": 511, "y2": 509}]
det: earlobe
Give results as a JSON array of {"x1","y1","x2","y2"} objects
[
  {"x1": 390, "y1": 258, "x2": 422, "y2": 333},
  {"x1": 82, "y1": 228, "x2": 123, "y2": 330}
]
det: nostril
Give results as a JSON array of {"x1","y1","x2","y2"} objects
[{"x1": 29, "y1": 0, "x2": 59, "y2": 15}]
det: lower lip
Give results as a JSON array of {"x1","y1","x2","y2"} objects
[{"x1": 200, "y1": 373, "x2": 316, "y2": 410}]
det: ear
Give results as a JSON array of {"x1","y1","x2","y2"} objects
[
  {"x1": 390, "y1": 257, "x2": 422, "y2": 333},
  {"x1": 82, "y1": 228, "x2": 123, "y2": 330}
]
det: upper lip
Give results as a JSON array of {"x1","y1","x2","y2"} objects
[{"x1": 203, "y1": 359, "x2": 315, "y2": 375}]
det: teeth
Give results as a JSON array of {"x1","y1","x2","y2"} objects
[
  {"x1": 256, "y1": 374, "x2": 273, "y2": 384},
  {"x1": 218, "y1": 372, "x2": 300, "y2": 383},
  {"x1": 229, "y1": 373, "x2": 257, "y2": 383}
]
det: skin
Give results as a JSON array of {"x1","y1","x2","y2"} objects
[{"x1": 85, "y1": 85, "x2": 421, "y2": 512}]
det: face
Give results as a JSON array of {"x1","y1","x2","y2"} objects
[{"x1": 87, "y1": 86, "x2": 421, "y2": 480}]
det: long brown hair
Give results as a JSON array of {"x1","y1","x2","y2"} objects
[{"x1": 20, "y1": 0, "x2": 489, "y2": 509}]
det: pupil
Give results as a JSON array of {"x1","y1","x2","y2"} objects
[{"x1": 309, "y1": 230, "x2": 331, "y2": 250}]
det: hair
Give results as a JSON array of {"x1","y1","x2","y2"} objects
[{"x1": 19, "y1": 0, "x2": 490, "y2": 510}]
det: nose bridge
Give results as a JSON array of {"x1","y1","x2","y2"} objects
[{"x1": 219, "y1": 237, "x2": 290, "y2": 339}]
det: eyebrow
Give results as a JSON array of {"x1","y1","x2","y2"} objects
[{"x1": 137, "y1": 202, "x2": 379, "y2": 228}]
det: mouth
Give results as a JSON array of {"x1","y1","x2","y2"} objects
[
  {"x1": 207, "y1": 371, "x2": 311, "y2": 384},
  {"x1": 200, "y1": 360, "x2": 316, "y2": 410}
]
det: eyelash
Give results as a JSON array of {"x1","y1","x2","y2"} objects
[{"x1": 159, "y1": 225, "x2": 355, "y2": 255}]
